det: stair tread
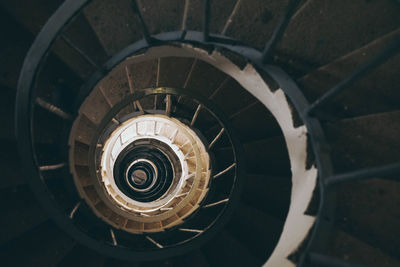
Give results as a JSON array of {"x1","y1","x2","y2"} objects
[
  {"x1": 227, "y1": 202, "x2": 283, "y2": 261},
  {"x1": 126, "y1": 59, "x2": 158, "y2": 91},
  {"x1": 328, "y1": 228, "x2": 400, "y2": 267},
  {"x1": 80, "y1": 86, "x2": 113, "y2": 125},
  {"x1": 325, "y1": 110, "x2": 400, "y2": 173},
  {"x1": 230, "y1": 102, "x2": 283, "y2": 143},
  {"x1": 138, "y1": 0, "x2": 184, "y2": 35},
  {"x1": 202, "y1": 229, "x2": 262, "y2": 267},
  {"x1": 58, "y1": 244, "x2": 107, "y2": 267},
  {"x1": 224, "y1": 0, "x2": 290, "y2": 50},
  {"x1": 84, "y1": 0, "x2": 143, "y2": 55},
  {"x1": 104, "y1": 258, "x2": 142, "y2": 267},
  {"x1": 185, "y1": 0, "x2": 245, "y2": 34},
  {"x1": 0, "y1": 185, "x2": 49, "y2": 245},
  {"x1": 1, "y1": 0, "x2": 106, "y2": 78},
  {"x1": 158, "y1": 57, "x2": 195, "y2": 89},
  {"x1": 298, "y1": 28, "x2": 400, "y2": 119},
  {"x1": 0, "y1": 86, "x2": 16, "y2": 140},
  {"x1": 232, "y1": 135, "x2": 290, "y2": 176},
  {"x1": 185, "y1": 59, "x2": 228, "y2": 98},
  {"x1": 241, "y1": 173, "x2": 291, "y2": 220},
  {"x1": 175, "y1": 249, "x2": 210, "y2": 267},
  {"x1": 0, "y1": 9, "x2": 33, "y2": 89},
  {"x1": 212, "y1": 78, "x2": 258, "y2": 117},
  {"x1": 334, "y1": 178, "x2": 400, "y2": 261},
  {"x1": 0, "y1": 221, "x2": 75, "y2": 267},
  {"x1": 0, "y1": 140, "x2": 25, "y2": 189},
  {"x1": 277, "y1": 0, "x2": 400, "y2": 78}
]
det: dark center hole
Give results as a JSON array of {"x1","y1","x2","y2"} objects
[{"x1": 131, "y1": 169, "x2": 148, "y2": 185}]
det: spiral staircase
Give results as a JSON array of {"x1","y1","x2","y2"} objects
[{"x1": 1, "y1": 0, "x2": 400, "y2": 266}]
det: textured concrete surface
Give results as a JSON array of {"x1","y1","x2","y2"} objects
[
  {"x1": 139, "y1": 0, "x2": 185, "y2": 34},
  {"x1": 298, "y1": 28, "x2": 400, "y2": 120},
  {"x1": 278, "y1": 0, "x2": 400, "y2": 75},
  {"x1": 326, "y1": 110, "x2": 400, "y2": 173},
  {"x1": 84, "y1": 0, "x2": 143, "y2": 55}
]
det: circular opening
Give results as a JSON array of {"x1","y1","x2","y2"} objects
[
  {"x1": 114, "y1": 141, "x2": 175, "y2": 203},
  {"x1": 126, "y1": 159, "x2": 157, "y2": 190}
]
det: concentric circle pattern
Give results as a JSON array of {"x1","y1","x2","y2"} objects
[{"x1": 71, "y1": 113, "x2": 212, "y2": 233}]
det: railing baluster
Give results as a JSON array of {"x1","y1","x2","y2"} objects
[
  {"x1": 110, "y1": 229, "x2": 118, "y2": 246},
  {"x1": 208, "y1": 128, "x2": 225, "y2": 149},
  {"x1": 307, "y1": 35, "x2": 400, "y2": 116},
  {"x1": 325, "y1": 162, "x2": 400, "y2": 187},
  {"x1": 69, "y1": 201, "x2": 81, "y2": 219},
  {"x1": 221, "y1": 0, "x2": 242, "y2": 35},
  {"x1": 179, "y1": 228, "x2": 204, "y2": 234},
  {"x1": 262, "y1": 0, "x2": 301, "y2": 63},
  {"x1": 39, "y1": 163, "x2": 66, "y2": 171},
  {"x1": 132, "y1": 0, "x2": 153, "y2": 44},
  {"x1": 165, "y1": 94, "x2": 172, "y2": 116},
  {"x1": 203, "y1": 198, "x2": 229, "y2": 208},
  {"x1": 35, "y1": 98, "x2": 72, "y2": 120},
  {"x1": 181, "y1": 0, "x2": 190, "y2": 37},
  {"x1": 190, "y1": 104, "x2": 202, "y2": 126},
  {"x1": 213, "y1": 163, "x2": 236, "y2": 179},
  {"x1": 125, "y1": 66, "x2": 144, "y2": 113},
  {"x1": 145, "y1": 236, "x2": 163, "y2": 248}
]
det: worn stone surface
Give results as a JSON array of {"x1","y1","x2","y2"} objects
[
  {"x1": 185, "y1": 59, "x2": 227, "y2": 97},
  {"x1": 225, "y1": 0, "x2": 288, "y2": 49},
  {"x1": 335, "y1": 179, "x2": 400, "y2": 261},
  {"x1": 230, "y1": 102, "x2": 283, "y2": 142},
  {"x1": 326, "y1": 110, "x2": 400, "y2": 173},
  {"x1": 218, "y1": 135, "x2": 291, "y2": 176},
  {"x1": 0, "y1": 9, "x2": 32, "y2": 90},
  {"x1": 139, "y1": 0, "x2": 185, "y2": 34},
  {"x1": 278, "y1": 0, "x2": 400, "y2": 75},
  {"x1": 158, "y1": 57, "x2": 195, "y2": 88},
  {"x1": 1, "y1": 0, "x2": 107, "y2": 78},
  {"x1": 0, "y1": 186, "x2": 49, "y2": 245},
  {"x1": 298, "y1": 28, "x2": 400, "y2": 119},
  {"x1": 212, "y1": 77, "x2": 256, "y2": 117},
  {"x1": 0, "y1": 221, "x2": 75, "y2": 266},
  {"x1": 84, "y1": 0, "x2": 143, "y2": 55},
  {"x1": 241, "y1": 174, "x2": 291, "y2": 221},
  {"x1": 228, "y1": 202, "x2": 284, "y2": 262}
]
